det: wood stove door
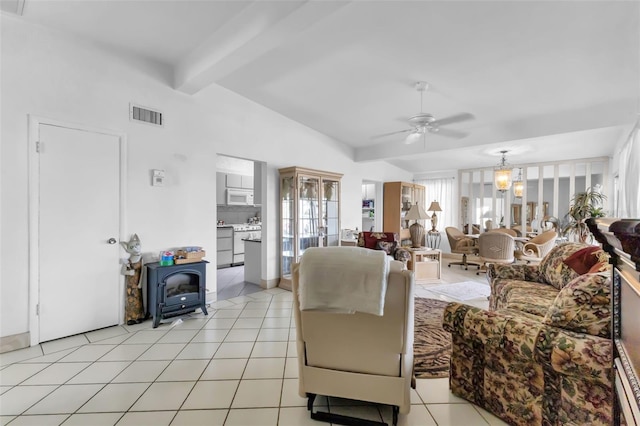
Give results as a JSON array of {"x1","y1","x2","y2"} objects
[{"x1": 162, "y1": 271, "x2": 201, "y2": 307}]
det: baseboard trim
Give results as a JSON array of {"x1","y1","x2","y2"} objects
[
  {"x1": 261, "y1": 278, "x2": 279, "y2": 289},
  {"x1": 0, "y1": 332, "x2": 30, "y2": 354}
]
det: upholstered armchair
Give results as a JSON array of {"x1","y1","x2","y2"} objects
[
  {"x1": 476, "y1": 231, "x2": 515, "y2": 274},
  {"x1": 291, "y1": 248, "x2": 415, "y2": 426},
  {"x1": 488, "y1": 228, "x2": 517, "y2": 237},
  {"x1": 445, "y1": 227, "x2": 480, "y2": 270},
  {"x1": 515, "y1": 230, "x2": 558, "y2": 263}
]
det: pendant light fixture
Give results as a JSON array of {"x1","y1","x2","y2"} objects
[
  {"x1": 512, "y1": 168, "x2": 524, "y2": 198},
  {"x1": 494, "y1": 150, "x2": 513, "y2": 192}
]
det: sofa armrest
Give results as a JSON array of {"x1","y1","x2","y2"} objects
[
  {"x1": 443, "y1": 302, "x2": 538, "y2": 360},
  {"x1": 536, "y1": 327, "x2": 612, "y2": 382},
  {"x1": 487, "y1": 263, "x2": 545, "y2": 283},
  {"x1": 443, "y1": 302, "x2": 612, "y2": 381}
]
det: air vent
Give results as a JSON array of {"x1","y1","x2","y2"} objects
[{"x1": 130, "y1": 103, "x2": 163, "y2": 127}]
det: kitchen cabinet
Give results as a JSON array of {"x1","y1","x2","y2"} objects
[
  {"x1": 226, "y1": 173, "x2": 242, "y2": 188},
  {"x1": 225, "y1": 173, "x2": 253, "y2": 189},
  {"x1": 279, "y1": 166, "x2": 343, "y2": 290},
  {"x1": 216, "y1": 172, "x2": 227, "y2": 205},
  {"x1": 253, "y1": 162, "x2": 264, "y2": 205},
  {"x1": 362, "y1": 183, "x2": 375, "y2": 200},
  {"x1": 241, "y1": 175, "x2": 253, "y2": 189},
  {"x1": 383, "y1": 181, "x2": 426, "y2": 243},
  {"x1": 216, "y1": 227, "x2": 233, "y2": 267}
]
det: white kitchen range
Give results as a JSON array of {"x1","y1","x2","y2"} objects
[{"x1": 231, "y1": 224, "x2": 261, "y2": 264}]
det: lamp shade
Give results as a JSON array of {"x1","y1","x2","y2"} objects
[
  {"x1": 427, "y1": 201, "x2": 442, "y2": 212},
  {"x1": 494, "y1": 150, "x2": 513, "y2": 192},
  {"x1": 405, "y1": 203, "x2": 430, "y2": 221}
]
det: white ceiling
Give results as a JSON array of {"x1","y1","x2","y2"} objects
[{"x1": 6, "y1": 0, "x2": 639, "y2": 173}]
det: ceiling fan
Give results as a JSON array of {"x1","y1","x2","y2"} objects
[{"x1": 372, "y1": 81, "x2": 475, "y2": 144}]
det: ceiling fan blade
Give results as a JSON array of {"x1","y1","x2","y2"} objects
[
  {"x1": 429, "y1": 127, "x2": 469, "y2": 139},
  {"x1": 431, "y1": 112, "x2": 475, "y2": 127},
  {"x1": 370, "y1": 128, "x2": 413, "y2": 140}
]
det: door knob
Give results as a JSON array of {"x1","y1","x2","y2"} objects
[{"x1": 108, "y1": 238, "x2": 117, "y2": 244}]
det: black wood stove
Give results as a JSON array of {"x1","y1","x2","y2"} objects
[{"x1": 146, "y1": 261, "x2": 209, "y2": 328}]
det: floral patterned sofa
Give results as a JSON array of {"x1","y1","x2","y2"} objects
[{"x1": 442, "y1": 242, "x2": 612, "y2": 425}]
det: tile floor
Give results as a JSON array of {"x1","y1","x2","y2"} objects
[
  {"x1": 216, "y1": 266, "x2": 262, "y2": 301},
  {"x1": 0, "y1": 260, "x2": 508, "y2": 426}
]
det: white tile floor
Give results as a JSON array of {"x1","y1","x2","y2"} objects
[{"x1": 0, "y1": 260, "x2": 509, "y2": 426}]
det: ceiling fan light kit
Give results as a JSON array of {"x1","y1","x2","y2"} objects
[{"x1": 371, "y1": 80, "x2": 474, "y2": 143}]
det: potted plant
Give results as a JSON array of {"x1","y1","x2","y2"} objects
[{"x1": 564, "y1": 187, "x2": 607, "y2": 243}]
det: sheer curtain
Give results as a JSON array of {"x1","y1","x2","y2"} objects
[
  {"x1": 618, "y1": 119, "x2": 640, "y2": 218},
  {"x1": 415, "y1": 178, "x2": 456, "y2": 253}
]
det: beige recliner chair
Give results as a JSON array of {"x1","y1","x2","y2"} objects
[{"x1": 291, "y1": 253, "x2": 415, "y2": 426}]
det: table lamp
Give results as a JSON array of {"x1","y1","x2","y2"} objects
[
  {"x1": 405, "y1": 202, "x2": 430, "y2": 248},
  {"x1": 427, "y1": 201, "x2": 442, "y2": 232}
]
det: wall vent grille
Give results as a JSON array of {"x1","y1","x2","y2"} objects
[{"x1": 130, "y1": 103, "x2": 163, "y2": 127}]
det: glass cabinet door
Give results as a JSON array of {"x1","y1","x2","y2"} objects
[
  {"x1": 322, "y1": 178, "x2": 340, "y2": 247},
  {"x1": 281, "y1": 175, "x2": 295, "y2": 277},
  {"x1": 298, "y1": 176, "x2": 320, "y2": 257}
]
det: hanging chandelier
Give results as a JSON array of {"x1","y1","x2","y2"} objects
[
  {"x1": 512, "y1": 168, "x2": 524, "y2": 198},
  {"x1": 494, "y1": 150, "x2": 513, "y2": 192}
]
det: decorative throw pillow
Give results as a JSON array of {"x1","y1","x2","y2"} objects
[
  {"x1": 539, "y1": 243, "x2": 588, "y2": 289},
  {"x1": 562, "y1": 246, "x2": 603, "y2": 275},
  {"x1": 362, "y1": 232, "x2": 395, "y2": 249},
  {"x1": 542, "y1": 273, "x2": 611, "y2": 338},
  {"x1": 376, "y1": 240, "x2": 397, "y2": 256}
]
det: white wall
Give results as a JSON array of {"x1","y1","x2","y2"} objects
[{"x1": 0, "y1": 16, "x2": 412, "y2": 340}]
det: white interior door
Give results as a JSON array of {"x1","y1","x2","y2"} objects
[{"x1": 38, "y1": 124, "x2": 121, "y2": 342}]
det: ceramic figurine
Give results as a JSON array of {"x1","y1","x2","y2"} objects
[{"x1": 121, "y1": 234, "x2": 146, "y2": 325}]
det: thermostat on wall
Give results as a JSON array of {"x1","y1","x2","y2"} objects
[{"x1": 152, "y1": 169, "x2": 165, "y2": 187}]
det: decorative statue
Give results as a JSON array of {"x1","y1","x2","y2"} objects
[{"x1": 121, "y1": 234, "x2": 146, "y2": 325}]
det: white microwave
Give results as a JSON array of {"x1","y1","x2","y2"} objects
[{"x1": 227, "y1": 189, "x2": 254, "y2": 205}]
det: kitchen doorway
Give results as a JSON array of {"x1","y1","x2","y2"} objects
[
  {"x1": 215, "y1": 155, "x2": 266, "y2": 299},
  {"x1": 362, "y1": 180, "x2": 383, "y2": 232}
]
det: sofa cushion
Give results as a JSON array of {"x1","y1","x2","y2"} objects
[
  {"x1": 538, "y1": 243, "x2": 591, "y2": 289},
  {"x1": 376, "y1": 240, "x2": 397, "y2": 256},
  {"x1": 494, "y1": 280, "x2": 560, "y2": 318},
  {"x1": 542, "y1": 273, "x2": 611, "y2": 338}
]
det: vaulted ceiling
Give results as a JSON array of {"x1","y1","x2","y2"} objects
[{"x1": 4, "y1": 0, "x2": 639, "y2": 172}]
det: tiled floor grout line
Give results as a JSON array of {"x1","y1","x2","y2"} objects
[{"x1": 2, "y1": 271, "x2": 500, "y2": 425}]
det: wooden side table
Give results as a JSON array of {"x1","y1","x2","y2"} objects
[{"x1": 407, "y1": 248, "x2": 441, "y2": 279}]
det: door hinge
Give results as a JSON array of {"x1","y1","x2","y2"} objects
[
  {"x1": 36, "y1": 141, "x2": 41, "y2": 153},
  {"x1": 36, "y1": 304, "x2": 40, "y2": 315}
]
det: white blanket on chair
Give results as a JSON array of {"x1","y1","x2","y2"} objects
[{"x1": 299, "y1": 246, "x2": 389, "y2": 316}]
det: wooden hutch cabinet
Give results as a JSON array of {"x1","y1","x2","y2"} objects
[
  {"x1": 279, "y1": 167, "x2": 343, "y2": 290},
  {"x1": 589, "y1": 218, "x2": 640, "y2": 425},
  {"x1": 383, "y1": 181, "x2": 426, "y2": 243}
]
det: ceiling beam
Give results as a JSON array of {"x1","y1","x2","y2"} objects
[{"x1": 174, "y1": 1, "x2": 350, "y2": 95}]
